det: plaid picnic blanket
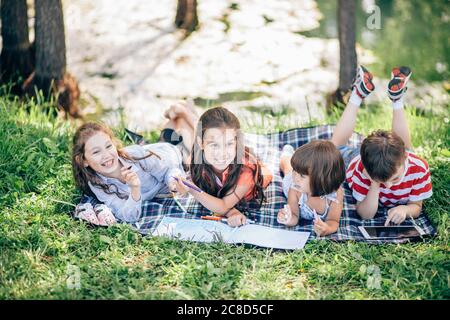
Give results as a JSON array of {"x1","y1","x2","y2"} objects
[{"x1": 80, "y1": 125, "x2": 436, "y2": 244}]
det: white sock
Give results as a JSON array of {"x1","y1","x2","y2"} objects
[
  {"x1": 349, "y1": 89, "x2": 363, "y2": 107},
  {"x1": 392, "y1": 97, "x2": 404, "y2": 110}
]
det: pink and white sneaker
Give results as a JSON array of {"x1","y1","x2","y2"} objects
[
  {"x1": 74, "y1": 203, "x2": 100, "y2": 225},
  {"x1": 94, "y1": 204, "x2": 117, "y2": 226}
]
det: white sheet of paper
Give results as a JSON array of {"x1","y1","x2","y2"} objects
[
  {"x1": 152, "y1": 217, "x2": 310, "y2": 250},
  {"x1": 227, "y1": 224, "x2": 309, "y2": 250},
  {"x1": 153, "y1": 218, "x2": 231, "y2": 242}
]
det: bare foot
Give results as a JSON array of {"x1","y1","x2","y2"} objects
[
  {"x1": 280, "y1": 154, "x2": 292, "y2": 175},
  {"x1": 280, "y1": 145, "x2": 294, "y2": 175},
  {"x1": 185, "y1": 98, "x2": 198, "y2": 116},
  {"x1": 164, "y1": 99, "x2": 198, "y2": 121},
  {"x1": 164, "y1": 102, "x2": 187, "y2": 121}
]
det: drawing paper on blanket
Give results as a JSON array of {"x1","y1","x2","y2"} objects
[{"x1": 152, "y1": 217, "x2": 310, "y2": 250}]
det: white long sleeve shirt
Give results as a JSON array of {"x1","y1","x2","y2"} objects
[{"x1": 88, "y1": 142, "x2": 184, "y2": 222}]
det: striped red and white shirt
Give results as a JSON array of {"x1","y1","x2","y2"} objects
[{"x1": 346, "y1": 152, "x2": 432, "y2": 207}]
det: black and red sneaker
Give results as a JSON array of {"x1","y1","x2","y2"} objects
[
  {"x1": 352, "y1": 65, "x2": 375, "y2": 99},
  {"x1": 388, "y1": 66, "x2": 412, "y2": 101}
]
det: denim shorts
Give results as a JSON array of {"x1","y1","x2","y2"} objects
[{"x1": 337, "y1": 145, "x2": 361, "y2": 168}]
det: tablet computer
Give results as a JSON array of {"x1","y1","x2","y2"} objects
[{"x1": 358, "y1": 225, "x2": 425, "y2": 240}]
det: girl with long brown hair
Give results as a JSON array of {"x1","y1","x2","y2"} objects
[
  {"x1": 72, "y1": 122, "x2": 185, "y2": 223},
  {"x1": 164, "y1": 103, "x2": 273, "y2": 227}
]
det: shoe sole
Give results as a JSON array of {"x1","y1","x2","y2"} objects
[
  {"x1": 358, "y1": 65, "x2": 375, "y2": 95},
  {"x1": 389, "y1": 67, "x2": 412, "y2": 94}
]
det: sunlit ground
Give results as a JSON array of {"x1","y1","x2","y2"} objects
[{"x1": 55, "y1": 0, "x2": 449, "y2": 132}]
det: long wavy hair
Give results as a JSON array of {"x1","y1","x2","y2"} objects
[
  {"x1": 190, "y1": 107, "x2": 266, "y2": 208},
  {"x1": 72, "y1": 122, "x2": 160, "y2": 199}
]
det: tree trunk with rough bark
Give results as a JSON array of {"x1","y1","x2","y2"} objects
[
  {"x1": 175, "y1": 0, "x2": 198, "y2": 34},
  {"x1": 327, "y1": 0, "x2": 357, "y2": 111},
  {"x1": 25, "y1": 0, "x2": 80, "y2": 118},
  {"x1": 338, "y1": 0, "x2": 357, "y2": 93},
  {"x1": 0, "y1": 0, "x2": 34, "y2": 93}
]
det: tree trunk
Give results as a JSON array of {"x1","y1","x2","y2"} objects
[
  {"x1": 34, "y1": 0, "x2": 66, "y2": 93},
  {"x1": 175, "y1": 0, "x2": 198, "y2": 34},
  {"x1": 327, "y1": 0, "x2": 357, "y2": 111},
  {"x1": 25, "y1": 0, "x2": 80, "y2": 118},
  {"x1": 0, "y1": 0, "x2": 34, "y2": 92},
  {"x1": 338, "y1": 0, "x2": 357, "y2": 93}
]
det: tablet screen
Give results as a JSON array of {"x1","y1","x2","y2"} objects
[{"x1": 363, "y1": 226, "x2": 421, "y2": 239}]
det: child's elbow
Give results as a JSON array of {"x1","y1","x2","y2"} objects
[
  {"x1": 357, "y1": 211, "x2": 376, "y2": 220},
  {"x1": 356, "y1": 206, "x2": 376, "y2": 220}
]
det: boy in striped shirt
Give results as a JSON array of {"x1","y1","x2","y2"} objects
[{"x1": 331, "y1": 66, "x2": 432, "y2": 225}]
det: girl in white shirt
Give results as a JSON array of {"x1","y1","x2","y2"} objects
[{"x1": 72, "y1": 122, "x2": 185, "y2": 223}]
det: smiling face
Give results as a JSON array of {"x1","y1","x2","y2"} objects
[
  {"x1": 199, "y1": 127, "x2": 237, "y2": 172},
  {"x1": 83, "y1": 131, "x2": 120, "y2": 176}
]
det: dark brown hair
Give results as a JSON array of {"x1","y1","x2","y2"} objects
[
  {"x1": 291, "y1": 140, "x2": 345, "y2": 197},
  {"x1": 360, "y1": 130, "x2": 406, "y2": 182},
  {"x1": 72, "y1": 122, "x2": 160, "y2": 199},
  {"x1": 190, "y1": 107, "x2": 266, "y2": 207}
]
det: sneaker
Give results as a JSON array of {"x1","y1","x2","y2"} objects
[
  {"x1": 159, "y1": 128, "x2": 183, "y2": 146},
  {"x1": 388, "y1": 66, "x2": 412, "y2": 101},
  {"x1": 94, "y1": 204, "x2": 117, "y2": 226},
  {"x1": 124, "y1": 128, "x2": 146, "y2": 145},
  {"x1": 352, "y1": 65, "x2": 375, "y2": 99},
  {"x1": 74, "y1": 203, "x2": 100, "y2": 225}
]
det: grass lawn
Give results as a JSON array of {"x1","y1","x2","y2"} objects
[{"x1": 0, "y1": 93, "x2": 449, "y2": 300}]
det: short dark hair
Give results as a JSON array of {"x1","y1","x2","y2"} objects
[
  {"x1": 291, "y1": 140, "x2": 345, "y2": 197},
  {"x1": 360, "y1": 130, "x2": 406, "y2": 182}
]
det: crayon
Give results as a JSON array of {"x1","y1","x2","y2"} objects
[{"x1": 174, "y1": 177, "x2": 203, "y2": 193}]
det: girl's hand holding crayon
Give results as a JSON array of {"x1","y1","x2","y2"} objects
[
  {"x1": 225, "y1": 208, "x2": 247, "y2": 227},
  {"x1": 170, "y1": 175, "x2": 191, "y2": 197},
  {"x1": 313, "y1": 213, "x2": 329, "y2": 236},
  {"x1": 172, "y1": 175, "x2": 203, "y2": 196},
  {"x1": 277, "y1": 204, "x2": 293, "y2": 225},
  {"x1": 120, "y1": 165, "x2": 140, "y2": 188},
  {"x1": 168, "y1": 174, "x2": 187, "y2": 196}
]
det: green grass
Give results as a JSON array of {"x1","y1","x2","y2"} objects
[{"x1": 0, "y1": 93, "x2": 449, "y2": 300}]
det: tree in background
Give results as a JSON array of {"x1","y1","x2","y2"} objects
[
  {"x1": 328, "y1": 0, "x2": 357, "y2": 110},
  {"x1": 338, "y1": 0, "x2": 357, "y2": 94},
  {"x1": 23, "y1": 0, "x2": 80, "y2": 118},
  {"x1": 0, "y1": 0, "x2": 34, "y2": 94},
  {"x1": 175, "y1": 0, "x2": 199, "y2": 34}
]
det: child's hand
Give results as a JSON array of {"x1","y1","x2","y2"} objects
[
  {"x1": 362, "y1": 169, "x2": 380, "y2": 187},
  {"x1": 170, "y1": 175, "x2": 189, "y2": 197},
  {"x1": 277, "y1": 204, "x2": 292, "y2": 225},
  {"x1": 121, "y1": 166, "x2": 140, "y2": 188},
  {"x1": 167, "y1": 177, "x2": 177, "y2": 192},
  {"x1": 226, "y1": 208, "x2": 247, "y2": 227},
  {"x1": 385, "y1": 205, "x2": 408, "y2": 226},
  {"x1": 313, "y1": 218, "x2": 329, "y2": 236}
]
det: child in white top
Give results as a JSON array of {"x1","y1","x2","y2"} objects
[{"x1": 72, "y1": 122, "x2": 185, "y2": 222}]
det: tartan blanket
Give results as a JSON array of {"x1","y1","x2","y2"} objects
[{"x1": 80, "y1": 125, "x2": 436, "y2": 244}]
